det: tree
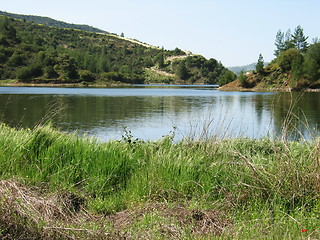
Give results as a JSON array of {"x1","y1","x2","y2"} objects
[
  {"x1": 274, "y1": 29, "x2": 296, "y2": 56},
  {"x1": 216, "y1": 69, "x2": 235, "y2": 86},
  {"x1": 238, "y1": 70, "x2": 249, "y2": 87},
  {"x1": 155, "y1": 53, "x2": 165, "y2": 68},
  {"x1": 79, "y1": 70, "x2": 95, "y2": 82},
  {"x1": 255, "y1": 54, "x2": 264, "y2": 73},
  {"x1": 274, "y1": 30, "x2": 285, "y2": 56},
  {"x1": 284, "y1": 29, "x2": 295, "y2": 50},
  {"x1": 291, "y1": 25, "x2": 308, "y2": 52},
  {"x1": 277, "y1": 48, "x2": 303, "y2": 71},
  {"x1": 177, "y1": 61, "x2": 189, "y2": 80},
  {"x1": 304, "y1": 43, "x2": 320, "y2": 81},
  {"x1": 54, "y1": 54, "x2": 79, "y2": 81}
]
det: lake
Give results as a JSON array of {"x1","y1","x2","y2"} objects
[{"x1": 0, "y1": 85, "x2": 320, "y2": 141}]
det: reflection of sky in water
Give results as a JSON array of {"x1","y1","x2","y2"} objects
[{"x1": 1, "y1": 87, "x2": 319, "y2": 141}]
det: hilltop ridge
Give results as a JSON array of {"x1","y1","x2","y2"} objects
[{"x1": 0, "y1": 10, "x2": 106, "y2": 34}]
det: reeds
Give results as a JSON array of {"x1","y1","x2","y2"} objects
[{"x1": 0, "y1": 123, "x2": 319, "y2": 239}]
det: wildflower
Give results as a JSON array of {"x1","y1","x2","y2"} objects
[{"x1": 301, "y1": 229, "x2": 307, "y2": 232}]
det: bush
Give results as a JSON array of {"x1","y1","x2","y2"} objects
[
  {"x1": 238, "y1": 71, "x2": 249, "y2": 87},
  {"x1": 8, "y1": 52, "x2": 24, "y2": 66},
  {"x1": 16, "y1": 64, "x2": 43, "y2": 82},
  {"x1": 100, "y1": 72, "x2": 122, "y2": 82},
  {"x1": 0, "y1": 52, "x2": 6, "y2": 63},
  {"x1": 277, "y1": 48, "x2": 303, "y2": 71},
  {"x1": 43, "y1": 66, "x2": 58, "y2": 79},
  {"x1": 79, "y1": 70, "x2": 95, "y2": 82}
]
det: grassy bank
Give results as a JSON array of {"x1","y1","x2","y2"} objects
[{"x1": 0, "y1": 123, "x2": 319, "y2": 239}]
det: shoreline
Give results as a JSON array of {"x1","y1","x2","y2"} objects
[
  {"x1": 218, "y1": 80, "x2": 320, "y2": 92},
  {"x1": 1, "y1": 81, "x2": 320, "y2": 92}
]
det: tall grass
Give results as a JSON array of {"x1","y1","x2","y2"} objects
[{"x1": 0, "y1": 123, "x2": 319, "y2": 239}]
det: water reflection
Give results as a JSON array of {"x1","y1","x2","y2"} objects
[{"x1": 0, "y1": 87, "x2": 319, "y2": 141}]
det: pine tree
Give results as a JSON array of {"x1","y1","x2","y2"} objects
[
  {"x1": 274, "y1": 30, "x2": 285, "y2": 56},
  {"x1": 291, "y1": 25, "x2": 308, "y2": 52},
  {"x1": 284, "y1": 29, "x2": 295, "y2": 50},
  {"x1": 256, "y1": 54, "x2": 264, "y2": 73}
]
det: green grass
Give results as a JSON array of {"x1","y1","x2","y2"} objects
[{"x1": 0, "y1": 123, "x2": 319, "y2": 239}]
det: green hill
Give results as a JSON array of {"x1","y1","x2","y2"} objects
[
  {"x1": 0, "y1": 14, "x2": 235, "y2": 85},
  {"x1": 222, "y1": 26, "x2": 320, "y2": 91},
  {"x1": 0, "y1": 10, "x2": 106, "y2": 34}
]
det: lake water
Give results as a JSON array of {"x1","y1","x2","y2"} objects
[{"x1": 0, "y1": 85, "x2": 320, "y2": 141}]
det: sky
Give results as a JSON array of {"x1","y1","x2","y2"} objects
[{"x1": 1, "y1": 0, "x2": 320, "y2": 67}]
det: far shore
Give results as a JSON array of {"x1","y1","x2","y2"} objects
[
  {"x1": 218, "y1": 80, "x2": 320, "y2": 92},
  {"x1": 1, "y1": 80, "x2": 320, "y2": 92}
]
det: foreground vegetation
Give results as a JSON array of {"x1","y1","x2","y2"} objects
[
  {"x1": 0, "y1": 123, "x2": 319, "y2": 239},
  {"x1": 0, "y1": 14, "x2": 235, "y2": 86}
]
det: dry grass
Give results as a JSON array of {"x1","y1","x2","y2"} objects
[
  {"x1": 0, "y1": 180, "x2": 230, "y2": 239},
  {"x1": 0, "y1": 180, "x2": 106, "y2": 239},
  {"x1": 107, "y1": 202, "x2": 230, "y2": 239}
]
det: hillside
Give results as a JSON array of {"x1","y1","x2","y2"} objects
[
  {"x1": 0, "y1": 10, "x2": 106, "y2": 34},
  {"x1": 0, "y1": 13, "x2": 235, "y2": 86},
  {"x1": 222, "y1": 26, "x2": 320, "y2": 91}
]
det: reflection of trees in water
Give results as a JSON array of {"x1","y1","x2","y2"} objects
[
  {"x1": 271, "y1": 92, "x2": 320, "y2": 139},
  {"x1": 1, "y1": 92, "x2": 320, "y2": 140},
  {"x1": 0, "y1": 94, "x2": 208, "y2": 131}
]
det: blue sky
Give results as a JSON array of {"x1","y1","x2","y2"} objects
[{"x1": 2, "y1": 0, "x2": 319, "y2": 66}]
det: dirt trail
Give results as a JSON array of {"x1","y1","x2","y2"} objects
[{"x1": 149, "y1": 66, "x2": 175, "y2": 77}]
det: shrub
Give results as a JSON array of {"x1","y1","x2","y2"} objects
[
  {"x1": 100, "y1": 72, "x2": 122, "y2": 82},
  {"x1": 277, "y1": 48, "x2": 303, "y2": 71},
  {"x1": 238, "y1": 71, "x2": 249, "y2": 87},
  {"x1": 16, "y1": 64, "x2": 43, "y2": 82},
  {"x1": 8, "y1": 52, "x2": 24, "y2": 66},
  {"x1": 43, "y1": 66, "x2": 58, "y2": 79},
  {"x1": 79, "y1": 70, "x2": 95, "y2": 82},
  {"x1": 0, "y1": 52, "x2": 6, "y2": 63}
]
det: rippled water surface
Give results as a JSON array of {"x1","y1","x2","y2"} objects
[{"x1": 1, "y1": 85, "x2": 319, "y2": 141}]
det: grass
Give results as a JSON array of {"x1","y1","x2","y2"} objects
[{"x1": 0, "y1": 123, "x2": 319, "y2": 239}]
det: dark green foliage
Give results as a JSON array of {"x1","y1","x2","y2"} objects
[
  {"x1": 238, "y1": 70, "x2": 249, "y2": 87},
  {"x1": 274, "y1": 26, "x2": 308, "y2": 56},
  {"x1": 16, "y1": 64, "x2": 42, "y2": 82},
  {"x1": 0, "y1": 14, "x2": 231, "y2": 85},
  {"x1": 43, "y1": 65, "x2": 58, "y2": 78},
  {"x1": 172, "y1": 47, "x2": 185, "y2": 56},
  {"x1": 176, "y1": 61, "x2": 189, "y2": 80},
  {"x1": 247, "y1": 26, "x2": 320, "y2": 90},
  {"x1": 255, "y1": 54, "x2": 264, "y2": 73},
  {"x1": 291, "y1": 25, "x2": 308, "y2": 52},
  {"x1": 277, "y1": 48, "x2": 303, "y2": 71},
  {"x1": 54, "y1": 54, "x2": 79, "y2": 81},
  {"x1": 274, "y1": 30, "x2": 285, "y2": 57},
  {"x1": 304, "y1": 43, "x2": 320, "y2": 81},
  {"x1": 291, "y1": 53, "x2": 304, "y2": 81},
  {"x1": 8, "y1": 51, "x2": 24, "y2": 66},
  {"x1": 79, "y1": 70, "x2": 95, "y2": 82},
  {"x1": 216, "y1": 69, "x2": 236, "y2": 86},
  {"x1": 155, "y1": 53, "x2": 165, "y2": 68},
  {"x1": 0, "y1": 10, "x2": 106, "y2": 34}
]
